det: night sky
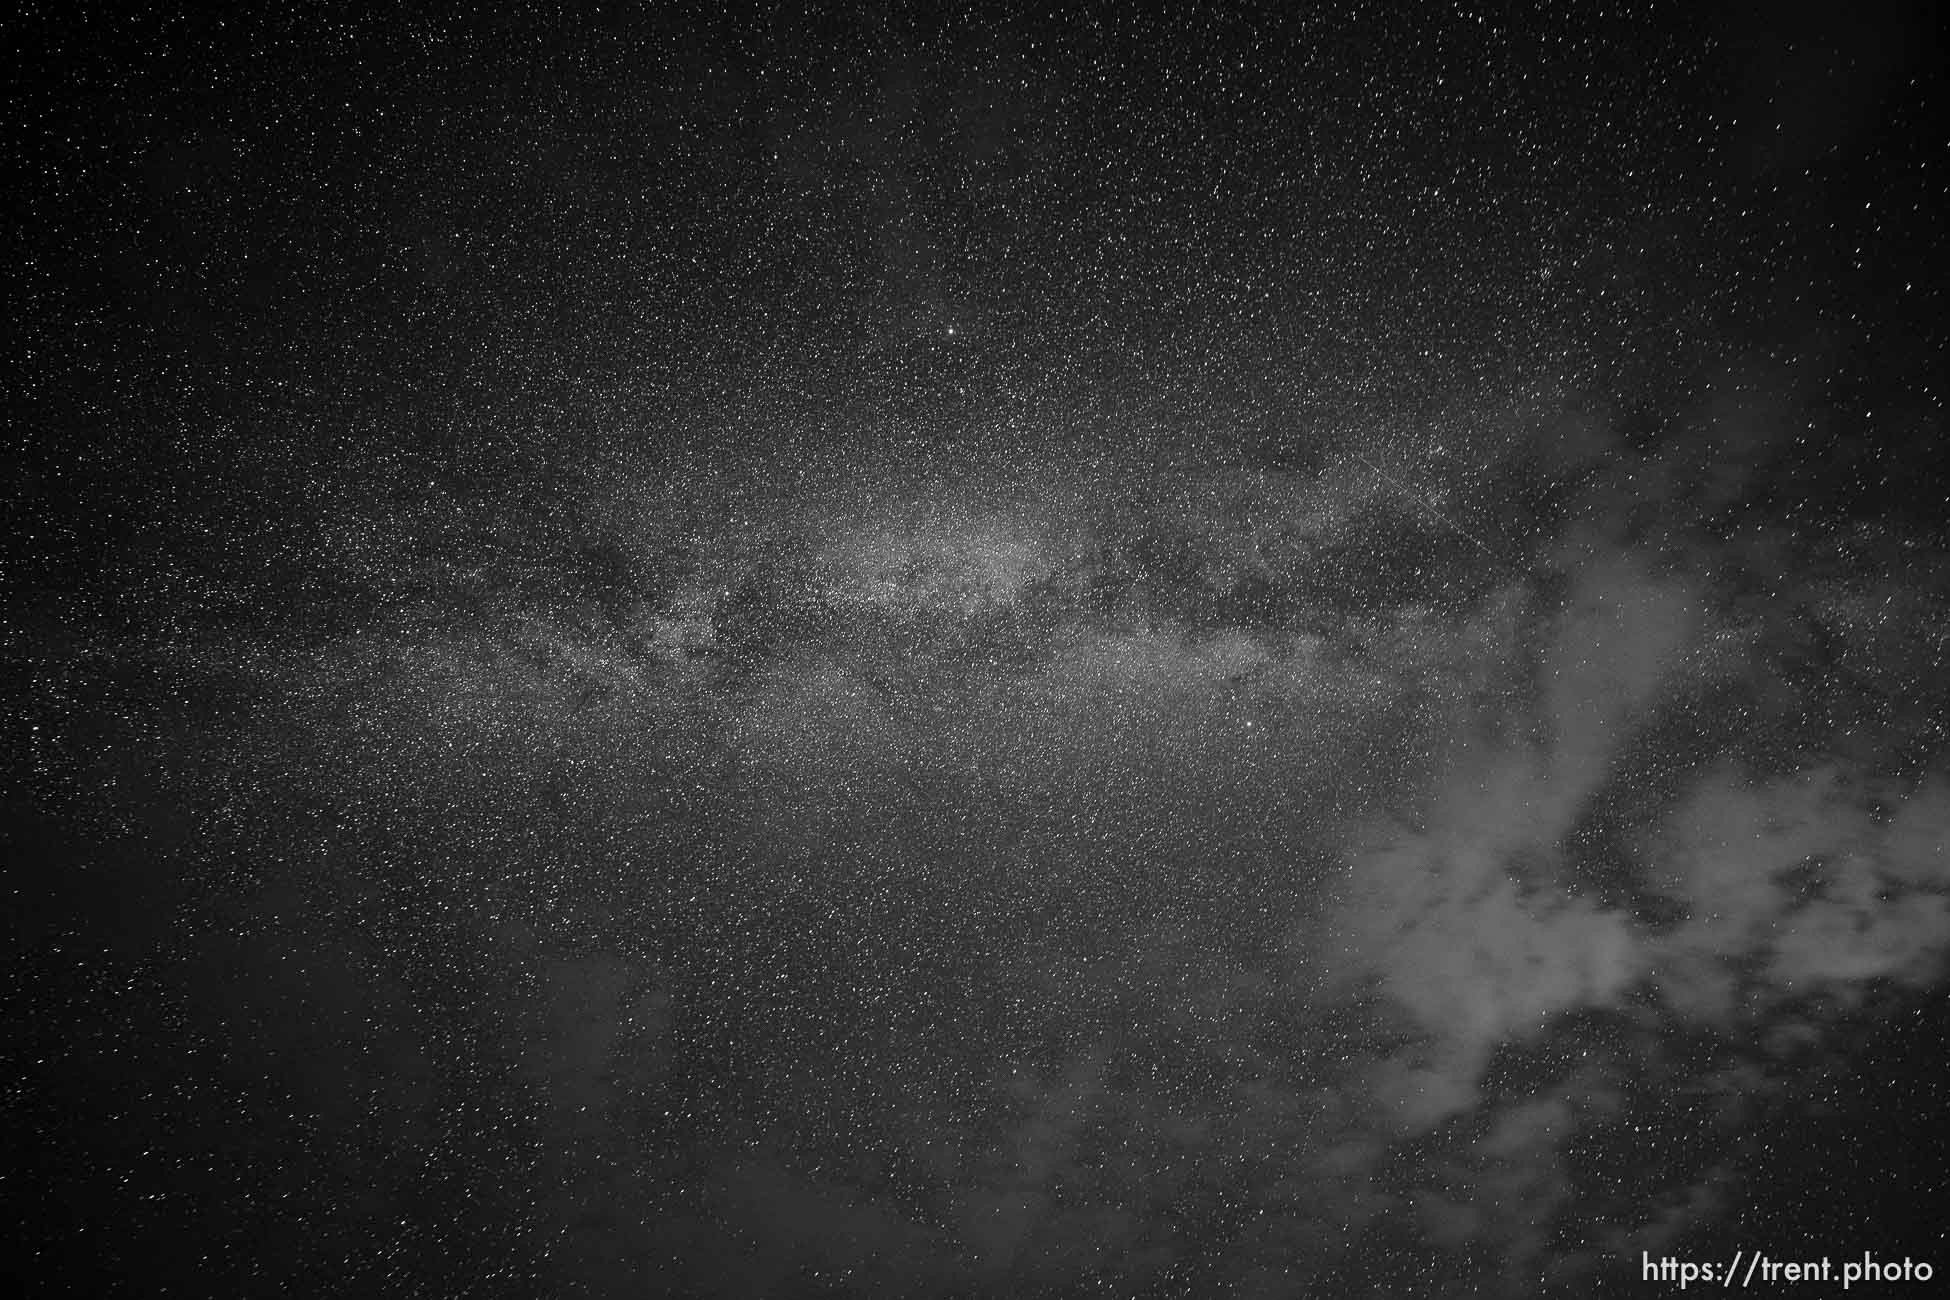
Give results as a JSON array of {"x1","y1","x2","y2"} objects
[{"x1": 10, "y1": 3, "x2": 1950, "y2": 1297}]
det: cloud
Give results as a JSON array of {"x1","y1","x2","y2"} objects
[
  {"x1": 1645, "y1": 762, "x2": 1950, "y2": 1012},
  {"x1": 1308, "y1": 550, "x2": 1710, "y2": 1140},
  {"x1": 1272, "y1": 484, "x2": 1950, "y2": 1285}
]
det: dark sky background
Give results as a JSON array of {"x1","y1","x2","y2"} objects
[{"x1": 9, "y1": 3, "x2": 1950, "y2": 1297}]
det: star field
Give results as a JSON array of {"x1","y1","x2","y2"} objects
[{"x1": 11, "y1": 3, "x2": 1950, "y2": 1297}]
